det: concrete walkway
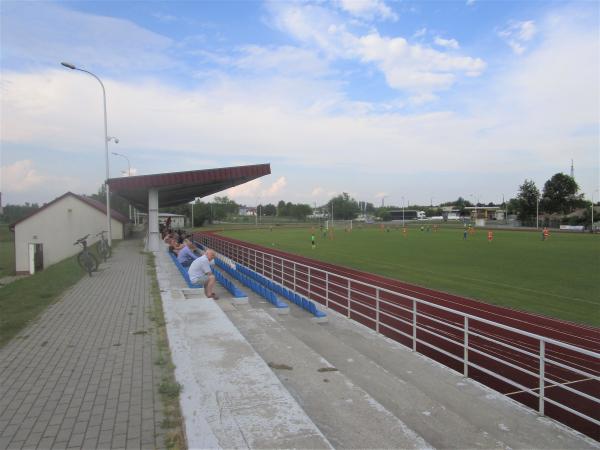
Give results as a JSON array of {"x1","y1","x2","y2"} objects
[{"x1": 0, "y1": 240, "x2": 165, "y2": 450}]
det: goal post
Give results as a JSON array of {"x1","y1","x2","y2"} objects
[{"x1": 326, "y1": 220, "x2": 353, "y2": 230}]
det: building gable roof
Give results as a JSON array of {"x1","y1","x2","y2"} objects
[{"x1": 9, "y1": 192, "x2": 129, "y2": 231}]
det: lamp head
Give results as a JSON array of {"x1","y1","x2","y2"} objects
[{"x1": 61, "y1": 62, "x2": 76, "y2": 70}]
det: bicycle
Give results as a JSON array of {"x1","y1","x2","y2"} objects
[
  {"x1": 96, "y1": 230, "x2": 111, "y2": 262},
  {"x1": 74, "y1": 234, "x2": 99, "y2": 276}
]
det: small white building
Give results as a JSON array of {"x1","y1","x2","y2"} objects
[
  {"x1": 10, "y1": 192, "x2": 129, "y2": 275},
  {"x1": 159, "y1": 213, "x2": 186, "y2": 229}
]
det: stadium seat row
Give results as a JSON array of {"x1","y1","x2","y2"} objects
[
  {"x1": 215, "y1": 258, "x2": 288, "y2": 309},
  {"x1": 212, "y1": 267, "x2": 247, "y2": 298},
  {"x1": 234, "y1": 264, "x2": 326, "y2": 319},
  {"x1": 168, "y1": 251, "x2": 203, "y2": 288},
  {"x1": 168, "y1": 251, "x2": 247, "y2": 298}
]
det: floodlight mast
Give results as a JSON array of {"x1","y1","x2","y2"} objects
[{"x1": 61, "y1": 61, "x2": 113, "y2": 246}]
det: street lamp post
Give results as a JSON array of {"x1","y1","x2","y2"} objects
[
  {"x1": 592, "y1": 190, "x2": 598, "y2": 233},
  {"x1": 536, "y1": 194, "x2": 540, "y2": 229},
  {"x1": 402, "y1": 196, "x2": 405, "y2": 226},
  {"x1": 191, "y1": 199, "x2": 195, "y2": 229},
  {"x1": 111, "y1": 152, "x2": 130, "y2": 176},
  {"x1": 61, "y1": 62, "x2": 114, "y2": 246}
]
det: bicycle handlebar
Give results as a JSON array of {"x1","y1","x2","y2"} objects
[
  {"x1": 96, "y1": 231, "x2": 107, "y2": 237},
  {"x1": 74, "y1": 234, "x2": 90, "y2": 246}
]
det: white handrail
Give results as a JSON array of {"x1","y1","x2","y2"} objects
[
  {"x1": 201, "y1": 233, "x2": 599, "y2": 358},
  {"x1": 197, "y1": 232, "x2": 600, "y2": 428}
]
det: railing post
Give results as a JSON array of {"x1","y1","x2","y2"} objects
[
  {"x1": 271, "y1": 254, "x2": 274, "y2": 279},
  {"x1": 254, "y1": 249, "x2": 257, "y2": 271},
  {"x1": 539, "y1": 340, "x2": 545, "y2": 416},
  {"x1": 347, "y1": 280, "x2": 351, "y2": 318},
  {"x1": 325, "y1": 272, "x2": 329, "y2": 309},
  {"x1": 308, "y1": 267, "x2": 311, "y2": 298},
  {"x1": 376, "y1": 288, "x2": 380, "y2": 333},
  {"x1": 293, "y1": 262, "x2": 297, "y2": 291},
  {"x1": 412, "y1": 299, "x2": 417, "y2": 352},
  {"x1": 463, "y1": 316, "x2": 469, "y2": 377}
]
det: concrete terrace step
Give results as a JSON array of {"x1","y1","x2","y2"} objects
[
  {"x1": 154, "y1": 250, "x2": 332, "y2": 449},
  {"x1": 215, "y1": 277, "x2": 598, "y2": 450},
  {"x1": 219, "y1": 300, "x2": 431, "y2": 449},
  {"x1": 155, "y1": 249, "x2": 597, "y2": 449}
]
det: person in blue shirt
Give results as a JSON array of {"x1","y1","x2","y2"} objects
[{"x1": 177, "y1": 240, "x2": 199, "y2": 267}]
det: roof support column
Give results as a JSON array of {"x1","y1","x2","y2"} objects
[{"x1": 148, "y1": 188, "x2": 160, "y2": 252}]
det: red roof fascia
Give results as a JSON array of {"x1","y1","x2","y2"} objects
[{"x1": 108, "y1": 163, "x2": 271, "y2": 191}]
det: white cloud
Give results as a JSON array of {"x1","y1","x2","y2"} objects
[
  {"x1": 413, "y1": 28, "x2": 427, "y2": 38},
  {"x1": 269, "y1": 3, "x2": 485, "y2": 94},
  {"x1": 234, "y1": 45, "x2": 330, "y2": 77},
  {"x1": 466, "y1": 0, "x2": 476, "y2": 6},
  {"x1": 1, "y1": 6, "x2": 597, "y2": 204},
  {"x1": 1, "y1": 160, "x2": 77, "y2": 193},
  {"x1": 335, "y1": 0, "x2": 398, "y2": 21},
  {"x1": 434, "y1": 37, "x2": 460, "y2": 50},
  {"x1": 357, "y1": 32, "x2": 484, "y2": 90},
  {"x1": 264, "y1": 176, "x2": 287, "y2": 197},
  {"x1": 311, "y1": 187, "x2": 324, "y2": 196},
  {"x1": 2, "y1": 2, "x2": 175, "y2": 72},
  {"x1": 219, "y1": 176, "x2": 287, "y2": 202},
  {"x1": 498, "y1": 20, "x2": 537, "y2": 55}
]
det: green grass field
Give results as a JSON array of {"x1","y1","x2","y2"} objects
[
  {"x1": 220, "y1": 226, "x2": 600, "y2": 326},
  {"x1": 0, "y1": 224, "x2": 15, "y2": 278}
]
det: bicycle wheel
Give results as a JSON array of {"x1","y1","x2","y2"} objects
[
  {"x1": 98, "y1": 240, "x2": 111, "y2": 261},
  {"x1": 78, "y1": 252, "x2": 99, "y2": 276}
]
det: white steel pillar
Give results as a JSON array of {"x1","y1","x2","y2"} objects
[{"x1": 148, "y1": 188, "x2": 160, "y2": 252}]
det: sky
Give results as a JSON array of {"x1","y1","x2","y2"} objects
[{"x1": 1, "y1": 0, "x2": 598, "y2": 208}]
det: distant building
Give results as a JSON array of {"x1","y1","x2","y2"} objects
[
  {"x1": 441, "y1": 206, "x2": 462, "y2": 220},
  {"x1": 464, "y1": 206, "x2": 501, "y2": 221},
  {"x1": 159, "y1": 213, "x2": 185, "y2": 229},
  {"x1": 388, "y1": 210, "x2": 426, "y2": 220},
  {"x1": 9, "y1": 192, "x2": 128, "y2": 275}
]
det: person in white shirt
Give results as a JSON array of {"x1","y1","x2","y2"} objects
[{"x1": 188, "y1": 249, "x2": 217, "y2": 299}]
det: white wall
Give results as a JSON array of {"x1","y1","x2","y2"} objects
[{"x1": 14, "y1": 195, "x2": 124, "y2": 273}]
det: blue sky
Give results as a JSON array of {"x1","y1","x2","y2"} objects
[{"x1": 1, "y1": 0, "x2": 598, "y2": 207}]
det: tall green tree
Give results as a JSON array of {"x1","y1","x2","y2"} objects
[
  {"x1": 516, "y1": 179, "x2": 540, "y2": 221},
  {"x1": 542, "y1": 173, "x2": 580, "y2": 214},
  {"x1": 327, "y1": 193, "x2": 360, "y2": 220},
  {"x1": 262, "y1": 203, "x2": 277, "y2": 216},
  {"x1": 0, "y1": 203, "x2": 40, "y2": 224}
]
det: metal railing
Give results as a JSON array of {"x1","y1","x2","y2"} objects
[{"x1": 197, "y1": 232, "x2": 600, "y2": 431}]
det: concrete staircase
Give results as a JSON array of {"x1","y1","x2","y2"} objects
[{"x1": 217, "y1": 277, "x2": 598, "y2": 449}]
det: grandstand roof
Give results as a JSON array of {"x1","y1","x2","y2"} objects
[{"x1": 108, "y1": 163, "x2": 271, "y2": 209}]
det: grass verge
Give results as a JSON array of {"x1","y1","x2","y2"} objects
[
  {"x1": 0, "y1": 241, "x2": 120, "y2": 348},
  {"x1": 145, "y1": 251, "x2": 186, "y2": 450},
  {"x1": 0, "y1": 224, "x2": 15, "y2": 278},
  {"x1": 0, "y1": 255, "x2": 84, "y2": 347}
]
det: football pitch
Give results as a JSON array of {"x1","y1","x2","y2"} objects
[{"x1": 219, "y1": 226, "x2": 600, "y2": 326}]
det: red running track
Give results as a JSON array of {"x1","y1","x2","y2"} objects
[{"x1": 197, "y1": 231, "x2": 600, "y2": 441}]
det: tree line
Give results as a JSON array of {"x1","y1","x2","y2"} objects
[{"x1": 1, "y1": 172, "x2": 594, "y2": 227}]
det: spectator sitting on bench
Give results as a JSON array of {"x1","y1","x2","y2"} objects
[
  {"x1": 166, "y1": 237, "x2": 185, "y2": 254},
  {"x1": 188, "y1": 249, "x2": 218, "y2": 299},
  {"x1": 177, "y1": 239, "x2": 199, "y2": 267}
]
